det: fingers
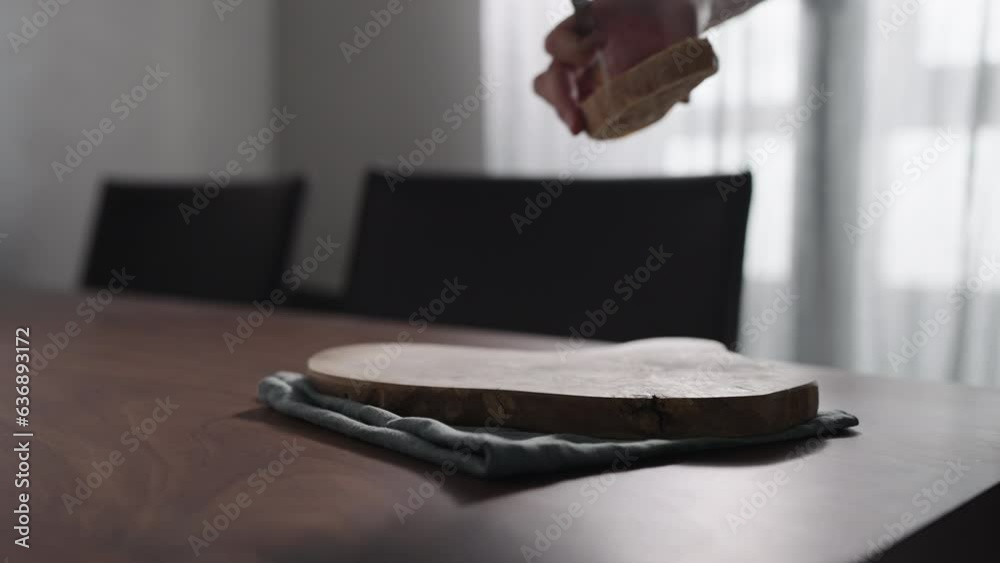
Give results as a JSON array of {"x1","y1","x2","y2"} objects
[
  {"x1": 533, "y1": 61, "x2": 585, "y2": 135},
  {"x1": 536, "y1": 13, "x2": 606, "y2": 135},
  {"x1": 543, "y1": 14, "x2": 606, "y2": 67}
]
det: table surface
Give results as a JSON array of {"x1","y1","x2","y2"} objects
[{"x1": 2, "y1": 290, "x2": 999, "y2": 563}]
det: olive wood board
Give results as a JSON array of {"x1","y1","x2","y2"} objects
[
  {"x1": 305, "y1": 338, "x2": 818, "y2": 439},
  {"x1": 582, "y1": 37, "x2": 719, "y2": 139}
]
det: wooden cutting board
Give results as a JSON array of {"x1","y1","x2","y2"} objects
[{"x1": 306, "y1": 338, "x2": 818, "y2": 439}]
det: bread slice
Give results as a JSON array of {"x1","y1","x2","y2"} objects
[{"x1": 581, "y1": 37, "x2": 719, "y2": 140}]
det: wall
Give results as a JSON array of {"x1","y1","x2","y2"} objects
[
  {"x1": 0, "y1": 0, "x2": 486, "y2": 296},
  {"x1": 0, "y1": 0, "x2": 278, "y2": 289},
  {"x1": 278, "y1": 0, "x2": 486, "y2": 294}
]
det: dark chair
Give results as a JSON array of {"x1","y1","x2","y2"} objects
[
  {"x1": 343, "y1": 170, "x2": 751, "y2": 347},
  {"x1": 83, "y1": 176, "x2": 305, "y2": 303}
]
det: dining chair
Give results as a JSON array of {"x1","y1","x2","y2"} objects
[
  {"x1": 343, "y1": 170, "x2": 751, "y2": 347},
  {"x1": 82, "y1": 176, "x2": 305, "y2": 303}
]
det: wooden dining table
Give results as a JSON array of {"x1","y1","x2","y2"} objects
[{"x1": 2, "y1": 289, "x2": 998, "y2": 562}]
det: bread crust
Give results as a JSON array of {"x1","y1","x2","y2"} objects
[{"x1": 581, "y1": 37, "x2": 719, "y2": 139}]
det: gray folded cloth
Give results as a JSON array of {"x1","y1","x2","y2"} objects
[{"x1": 259, "y1": 372, "x2": 859, "y2": 479}]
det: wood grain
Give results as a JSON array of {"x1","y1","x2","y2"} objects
[
  {"x1": 582, "y1": 37, "x2": 718, "y2": 139},
  {"x1": 307, "y1": 339, "x2": 819, "y2": 438},
  {"x1": 2, "y1": 289, "x2": 999, "y2": 563}
]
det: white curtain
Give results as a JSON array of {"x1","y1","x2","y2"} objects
[{"x1": 481, "y1": 0, "x2": 1000, "y2": 386}]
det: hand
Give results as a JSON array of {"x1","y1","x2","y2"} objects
[{"x1": 534, "y1": 0, "x2": 700, "y2": 135}]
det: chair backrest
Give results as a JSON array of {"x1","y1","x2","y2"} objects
[
  {"x1": 83, "y1": 176, "x2": 304, "y2": 303},
  {"x1": 344, "y1": 171, "x2": 751, "y2": 347}
]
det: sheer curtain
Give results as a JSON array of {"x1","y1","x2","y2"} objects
[{"x1": 481, "y1": 0, "x2": 1000, "y2": 386}]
